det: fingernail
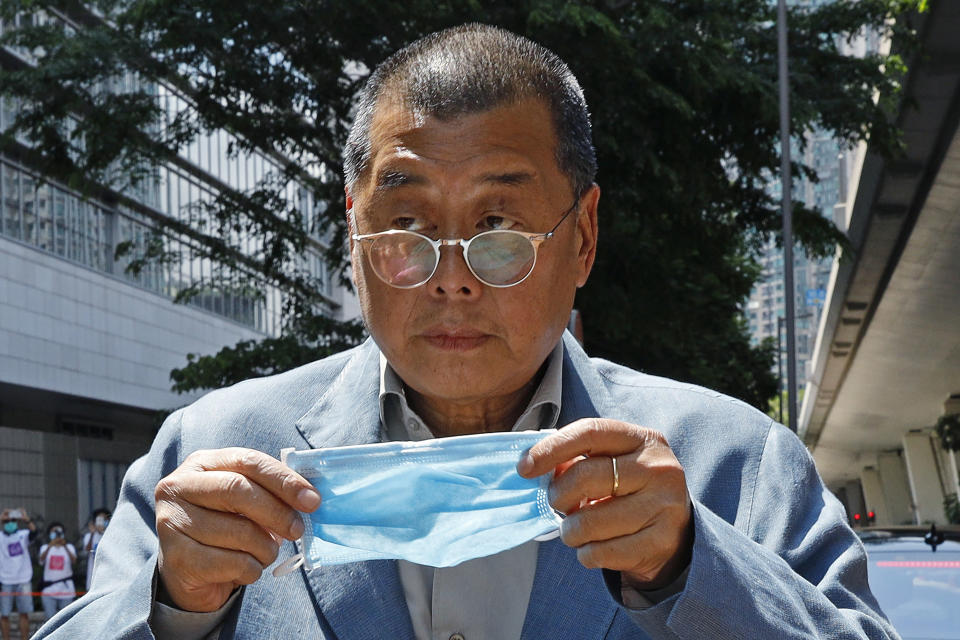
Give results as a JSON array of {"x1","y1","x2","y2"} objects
[
  {"x1": 297, "y1": 488, "x2": 321, "y2": 511},
  {"x1": 517, "y1": 452, "x2": 534, "y2": 475},
  {"x1": 289, "y1": 515, "x2": 305, "y2": 539}
]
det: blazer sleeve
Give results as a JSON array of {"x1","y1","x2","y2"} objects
[
  {"x1": 33, "y1": 410, "x2": 188, "y2": 640},
  {"x1": 622, "y1": 422, "x2": 901, "y2": 640}
]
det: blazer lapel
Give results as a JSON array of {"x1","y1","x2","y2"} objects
[
  {"x1": 558, "y1": 331, "x2": 611, "y2": 426},
  {"x1": 303, "y1": 560, "x2": 414, "y2": 640},
  {"x1": 520, "y1": 333, "x2": 620, "y2": 640},
  {"x1": 521, "y1": 539, "x2": 620, "y2": 640},
  {"x1": 292, "y1": 338, "x2": 415, "y2": 640},
  {"x1": 295, "y1": 337, "x2": 383, "y2": 450}
]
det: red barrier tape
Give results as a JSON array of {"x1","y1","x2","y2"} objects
[{"x1": 0, "y1": 591, "x2": 85, "y2": 597}]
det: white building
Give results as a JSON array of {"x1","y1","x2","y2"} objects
[{"x1": 0, "y1": 13, "x2": 355, "y2": 536}]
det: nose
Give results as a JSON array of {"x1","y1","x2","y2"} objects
[{"x1": 429, "y1": 242, "x2": 481, "y2": 298}]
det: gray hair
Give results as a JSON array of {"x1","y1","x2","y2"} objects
[{"x1": 343, "y1": 23, "x2": 597, "y2": 198}]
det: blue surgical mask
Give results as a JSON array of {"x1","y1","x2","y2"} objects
[
  {"x1": 3, "y1": 522, "x2": 17, "y2": 534},
  {"x1": 274, "y1": 431, "x2": 561, "y2": 575}
]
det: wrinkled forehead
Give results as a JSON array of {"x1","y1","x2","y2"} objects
[{"x1": 360, "y1": 91, "x2": 560, "y2": 181}]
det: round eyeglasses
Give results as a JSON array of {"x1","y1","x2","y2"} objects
[{"x1": 352, "y1": 200, "x2": 579, "y2": 289}]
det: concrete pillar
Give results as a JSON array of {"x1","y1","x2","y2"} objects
[
  {"x1": 954, "y1": 450, "x2": 960, "y2": 494},
  {"x1": 876, "y1": 451, "x2": 915, "y2": 525},
  {"x1": 842, "y1": 479, "x2": 866, "y2": 521},
  {"x1": 860, "y1": 467, "x2": 888, "y2": 524},
  {"x1": 936, "y1": 440, "x2": 960, "y2": 500},
  {"x1": 902, "y1": 431, "x2": 947, "y2": 525}
]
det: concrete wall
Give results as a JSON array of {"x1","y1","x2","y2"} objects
[
  {"x1": 0, "y1": 426, "x2": 45, "y2": 520},
  {"x1": 0, "y1": 236, "x2": 264, "y2": 411}
]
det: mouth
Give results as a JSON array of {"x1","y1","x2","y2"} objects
[{"x1": 420, "y1": 326, "x2": 491, "y2": 351}]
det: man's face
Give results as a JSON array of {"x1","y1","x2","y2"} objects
[{"x1": 347, "y1": 97, "x2": 599, "y2": 407}]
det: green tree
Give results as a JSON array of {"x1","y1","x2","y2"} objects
[{"x1": 0, "y1": 0, "x2": 921, "y2": 410}]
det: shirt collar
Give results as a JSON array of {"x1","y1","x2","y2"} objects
[{"x1": 378, "y1": 340, "x2": 564, "y2": 441}]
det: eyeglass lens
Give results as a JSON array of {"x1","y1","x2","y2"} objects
[{"x1": 366, "y1": 231, "x2": 536, "y2": 287}]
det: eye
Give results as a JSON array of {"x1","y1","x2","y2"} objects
[
  {"x1": 479, "y1": 214, "x2": 520, "y2": 231},
  {"x1": 391, "y1": 216, "x2": 430, "y2": 232}
]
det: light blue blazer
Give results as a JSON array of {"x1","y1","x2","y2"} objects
[{"x1": 34, "y1": 333, "x2": 899, "y2": 639}]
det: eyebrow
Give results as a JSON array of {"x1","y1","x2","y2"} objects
[
  {"x1": 373, "y1": 169, "x2": 536, "y2": 191},
  {"x1": 374, "y1": 170, "x2": 425, "y2": 191},
  {"x1": 477, "y1": 171, "x2": 535, "y2": 187}
]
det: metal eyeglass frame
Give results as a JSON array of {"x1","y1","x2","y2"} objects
[{"x1": 352, "y1": 198, "x2": 580, "y2": 289}]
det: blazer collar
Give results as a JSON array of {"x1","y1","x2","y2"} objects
[
  {"x1": 557, "y1": 331, "x2": 612, "y2": 426},
  {"x1": 295, "y1": 337, "x2": 384, "y2": 450},
  {"x1": 293, "y1": 338, "x2": 415, "y2": 640}
]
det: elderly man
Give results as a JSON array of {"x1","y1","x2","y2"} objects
[{"x1": 35, "y1": 24, "x2": 896, "y2": 640}]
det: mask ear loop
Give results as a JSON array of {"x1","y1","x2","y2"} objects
[{"x1": 273, "y1": 553, "x2": 305, "y2": 577}]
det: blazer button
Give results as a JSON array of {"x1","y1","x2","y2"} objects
[{"x1": 449, "y1": 634, "x2": 465, "y2": 640}]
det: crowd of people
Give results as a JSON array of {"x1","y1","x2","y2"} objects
[{"x1": 0, "y1": 507, "x2": 110, "y2": 639}]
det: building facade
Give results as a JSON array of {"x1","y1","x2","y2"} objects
[
  {"x1": 744, "y1": 130, "x2": 845, "y2": 397},
  {"x1": 0, "y1": 12, "x2": 354, "y2": 538},
  {"x1": 745, "y1": 4, "x2": 881, "y2": 400}
]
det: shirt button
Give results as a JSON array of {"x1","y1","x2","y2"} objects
[
  {"x1": 449, "y1": 634, "x2": 465, "y2": 640},
  {"x1": 408, "y1": 419, "x2": 420, "y2": 431}
]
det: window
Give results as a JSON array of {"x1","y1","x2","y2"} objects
[
  {"x1": 2, "y1": 163, "x2": 20, "y2": 239},
  {"x1": 54, "y1": 189, "x2": 67, "y2": 257},
  {"x1": 35, "y1": 182, "x2": 53, "y2": 251},
  {"x1": 77, "y1": 458, "x2": 129, "y2": 528}
]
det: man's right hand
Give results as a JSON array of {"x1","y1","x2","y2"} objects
[{"x1": 154, "y1": 448, "x2": 321, "y2": 613}]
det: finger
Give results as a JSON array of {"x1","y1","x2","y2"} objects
[
  {"x1": 549, "y1": 455, "x2": 637, "y2": 514},
  {"x1": 518, "y1": 419, "x2": 653, "y2": 477},
  {"x1": 549, "y1": 455, "x2": 628, "y2": 514},
  {"x1": 559, "y1": 489, "x2": 682, "y2": 548},
  {"x1": 549, "y1": 445, "x2": 683, "y2": 514},
  {"x1": 183, "y1": 448, "x2": 321, "y2": 512},
  {"x1": 159, "y1": 537, "x2": 265, "y2": 593},
  {"x1": 156, "y1": 499, "x2": 282, "y2": 568},
  {"x1": 156, "y1": 470, "x2": 305, "y2": 541},
  {"x1": 574, "y1": 519, "x2": 680, "y2": 578}
]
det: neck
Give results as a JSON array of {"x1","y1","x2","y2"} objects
[{"x1": 406, "y1": 367, "x2": 545, "y2": 438}]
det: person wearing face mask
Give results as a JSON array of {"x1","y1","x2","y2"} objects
[
  {"x1": 80, "y1": 509, "x2": 110, "y2": 593},
  {"x1": 38, "y1": 523, "x2": 77, "y2": 622},
  {"x1": 31, "y1": 24, "x2": 898, "y2": 640},
  {"x1": 0, "y1": 507, "x2": 35, "y2": 640}
]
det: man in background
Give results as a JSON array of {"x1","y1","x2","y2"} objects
[
  {"x1": 38, "y1": 522, "x2": 77, "y2": 622},
  {"x1": 81, "y1": 509, "x2": 110, "y2": 593}
]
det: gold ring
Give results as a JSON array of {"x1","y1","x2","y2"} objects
[{"x1": 611, "y1": 456, "x2": 620, "y2": 496}]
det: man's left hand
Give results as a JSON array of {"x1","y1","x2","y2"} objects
[{"x1": 517, "y1": 418, "x2": 693, "y2": 590}]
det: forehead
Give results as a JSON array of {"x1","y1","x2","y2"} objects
[{"x1": 360, "y1": 96, "x2": 566, "y2": 197}]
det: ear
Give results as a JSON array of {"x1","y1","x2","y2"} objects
[
  {"x1": 574, "y1": 183, "x2": 600, "y2": 288},
  {"x1": 345, "y1": 185, "x2": 359, "y2": 288},
  {"x1": 345, "y1": 185, "x2": 356, "y2": 253}
]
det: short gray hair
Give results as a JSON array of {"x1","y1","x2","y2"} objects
[{"x1": 343, "y1": 24, "x2": 597, "y2": 198}]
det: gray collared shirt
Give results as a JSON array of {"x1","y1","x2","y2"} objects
[{"x1": 379, "y1": 341, "x2": 564, "y2": 640}]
